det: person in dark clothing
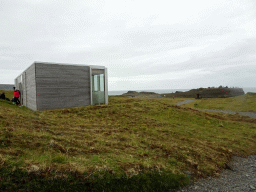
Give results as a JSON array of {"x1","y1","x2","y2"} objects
[{"x1": 0, "y1": 92, "x2": 5, "y2": 100}]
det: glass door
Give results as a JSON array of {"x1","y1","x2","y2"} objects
[{"x1": 92, "y1": 73, "x2": 105, "y2": 105}]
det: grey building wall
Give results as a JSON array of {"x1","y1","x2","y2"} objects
[
  {"x1": 24, "y1": 64, "x2": 37, "y2": 111},
  {"x1": 35, "y1": 63, "x2": 91, "y2": 111},
  {"x1": 15, "y1": 63, "x2": 37, "y2": 110},
  {"x1": 22, "y1": 72, "x2": 26, "y2": 106}
]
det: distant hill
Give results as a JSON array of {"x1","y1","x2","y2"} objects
[
  {"x1": 122, "y1": 87, "x2": 245, "y2": 98},
  {"x1": 122, "y1": 90, "x2": 161, "y2": 98},
  {"x1": 0, "y1": 84, "x2": 14, "y2": 90},
  {"x1": 161, "y1": 87, "x2": 245, "y2": 98}
]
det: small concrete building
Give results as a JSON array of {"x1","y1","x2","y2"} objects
[{"x1": 15, "y1": 62, "x2": 108, "y2": 111}]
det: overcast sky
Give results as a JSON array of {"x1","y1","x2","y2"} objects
[{"x1": 0, "y1": 0, "x2": 255, "y2": 91}]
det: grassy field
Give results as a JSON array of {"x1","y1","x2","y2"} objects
[
  {"x1": 0, "y1": 89, "x2": 13, "y2": 100},
  {"x1": 0, "y1": 91, "x2": 256, "y2": 191},
  {"x1": 184, "y1": 93, "x2": 256, "y2": 112}
]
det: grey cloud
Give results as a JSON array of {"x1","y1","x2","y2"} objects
[
  {"x1": 177, "y1": 38, "x2": 256, "y2": 70},
  {"x1": 114, "y1": 64, "x2": 256, "y2": 90},
  {"x1": 0, "y1": 0, "x2": 256, "y2": 90},
  {"x1": 106, "y1": 38, "x2": 256, "y2": 79}
]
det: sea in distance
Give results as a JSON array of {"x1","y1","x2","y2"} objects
[{"x1": 108, "y1": 87, "x2": 256, "y2": 96}]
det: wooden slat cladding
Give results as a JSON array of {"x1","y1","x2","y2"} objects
[
  {"x1": 35, "y1": 78, "x2": 88, "y2": 88},
  {"x1": 25, "y1": 64, "x2": 37, "y2": 111},
  {"x1": 37, "y1": 96, "x2": 90, "y2": 111},
  {"x1": 35, "y1": 63, "x2": 91, "y2": 111},
  {"x1": 36, "y1": 63, "x2": 89, "y2": 77},
  {"x1": 37, "y1": 88, "x2": 90, "y2": 97}
]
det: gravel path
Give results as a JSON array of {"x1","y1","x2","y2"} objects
[
  {"x1": 176, "y1": 156, "x2": 256, "y2": 192},
  {"x1": 196, "y1": 109, "x2": 256, "y2": 119},
  {"x1": 175, "y1": 100, "x2": 256, "y2": 119},
  {"x1": 175, "y1": 100, "x2": 195, "y2": 106},
  {"x1": 173, "y1": 100, "x2": 256, "y2": 191}
]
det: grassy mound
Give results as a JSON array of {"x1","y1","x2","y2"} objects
[{"x1": 0, "y1": 96, "x2": 256, "y2": 191}]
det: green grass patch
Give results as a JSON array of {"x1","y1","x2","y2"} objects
[
  {"x1": 0, "y1": 89, "x2": 13, "y2": 100},
  {"x1": 0, "y1": 96, "x2": 256, "y2": 190},
  {"x1": 0, "y1": 166, "x2": 189, "y2": 191},
  {"x1": 185, "y1": 93, "x2": 256, "y2": 111}
]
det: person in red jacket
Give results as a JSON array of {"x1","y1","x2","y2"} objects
[{"x1": 13, "y1": 89, "x2": 20, "y2": 105}]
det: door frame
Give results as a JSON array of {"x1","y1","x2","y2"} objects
[{"x1": 89, "y1": 66, "x2": 108, "y2": 105}]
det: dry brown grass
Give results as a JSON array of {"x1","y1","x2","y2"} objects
[{"x1": 0, "y1": 96, "x2": 256, "y2": 181}]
